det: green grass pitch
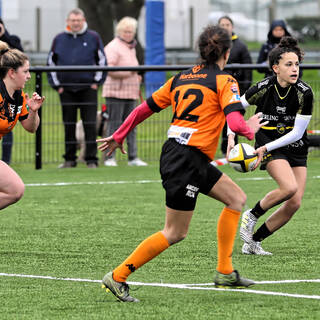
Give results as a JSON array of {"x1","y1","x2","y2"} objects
[{"x1": 0, "y1": 158, "x2": 319, "y2": 319}]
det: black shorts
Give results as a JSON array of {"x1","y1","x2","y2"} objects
[
  {"x1": 260, "y1": 148, "x2": 307, "y2": 170},
  {"x1": 160, "y1": 139, "x2": 223, "y2": 211}
]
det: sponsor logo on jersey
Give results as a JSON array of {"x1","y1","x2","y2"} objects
[
  {"x1": 227, "y1": 77, "x2": 237, "y2": 83},
  {"x1": 17, "y1": 105, "x2": 22, "y2": 114},
  {"x1": 297, "y1": 82, "x2": 309, "y2": 92},
  {"x1": 8, "y1": 104, "x2": 15, "y2": 118},
  {"x1": 192, "y1": 65, "x2": 203, "y2": 73},
  {"x1": 276, "y1": 105, "x2": 286, "y2": 114},
  {"x1": 230, "y1": 84, "x2": 238, "y2": 93},
  {"x1": 179, "y1": 73, "x2": 207, "y2": 80},
  {"x1": 283, "y1": 115, "x2": 295, "y2": 121},
  {"x1": 167, "y1": 125, "x2": 198, "y2": 145},
  {"x1": 289, "y1": 139, "x2": 304, "y2": 148},
  {"x1": 229, "y1": 94, "x2": 241, "y2": 103},
  {"x1": 262, "y1": 114, "x2": 278, "y2": 121},
  {"x1": 258, "y1": 78, "x2": 270, "y2": 89},
  {"x1": 277, "y1": 123, "x2": 286, "y2": 134}
]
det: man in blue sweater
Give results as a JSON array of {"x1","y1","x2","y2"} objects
[{"x1": 47, "y1": 8, "x2": 107, "y2": 168}]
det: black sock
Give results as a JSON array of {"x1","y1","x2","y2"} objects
[
  {"x1": 251, "y1": 201, "x2": 266, "y2": 218},
  {"x1": 252, "y1": 223, "x2": 273, "y2": 242}
]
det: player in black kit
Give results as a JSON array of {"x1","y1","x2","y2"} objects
[{"x1": 227, "y1": 37, "x2": 314, "y2": 255}]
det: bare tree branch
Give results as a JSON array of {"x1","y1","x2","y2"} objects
[{"x1": 78, "y1": 0, "x2": 145, "y2": 62}]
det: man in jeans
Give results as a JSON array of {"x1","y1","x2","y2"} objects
[{"x1": 47, "y1": 8, "x2": 107, "y2": 168}]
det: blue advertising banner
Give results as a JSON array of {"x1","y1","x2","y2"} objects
[{"x1": 145, "y1": 0, "x2": 166, "y2": 97}]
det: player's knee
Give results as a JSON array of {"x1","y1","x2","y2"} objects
[
  {"x1": 10, "y1": 182, "x2": 25, "y2": 204},
  {"x1": 230, "y1": 189, "x2": 247, "y2": 208},
  {"x1": 223, "y1": 188, "x2": 246, "y2": 208},
  {"x1": 283, "y1": 185, "x2": 298, "y2": 200}
]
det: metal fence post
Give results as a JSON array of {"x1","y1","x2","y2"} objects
[{"x1": 35, "y1": 71, "x2": 42, "y2": 169}]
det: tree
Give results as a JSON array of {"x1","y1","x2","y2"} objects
[{"x1": 78, "y1": 0, "x2": 145, "y2": 63}]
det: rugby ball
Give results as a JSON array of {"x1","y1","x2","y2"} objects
[{"x1": 228, "y1": 143, "x2": 258, "y2": 173}]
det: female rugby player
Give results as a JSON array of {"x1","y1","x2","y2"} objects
[
  {"x1": 231, "y1": 37, "x2": 313, "y2": 255},
  {"x1": 97, "y1": 25, "x2": 267, "y2": 302},
  {"x1": 0, "y1": 41, "x2": 44, "y2": 210}
]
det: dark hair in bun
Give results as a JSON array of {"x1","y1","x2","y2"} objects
[
  {"x1": 198, "y1": 25, "x2": 232, "y2": 65},
  {"x1": 268, "y1": 36, "x2": 304, "y2": 68}
]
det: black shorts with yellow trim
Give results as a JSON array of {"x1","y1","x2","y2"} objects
[
  {"x1": 260, "y1": 149, "x2": 307, "y2": 170},
  {"x1": 256, "y1": 129, "x2": 308, "y2": 170},
  {"x1": 160, "y1": 139, "x2": 223, "y2": 211}
]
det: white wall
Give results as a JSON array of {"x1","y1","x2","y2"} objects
[
  {"x1": 138, "y1": 0, "x2": 211, "y2": 49},
  {"x1": 2, "y1": 0, "x2": 212, "y2": 53},
  {"x1": 1, "y1": 0, "x2": 319, "y2": 53},
  {"x1": 2, "y1": 0, "x2": 77, "y2": 52}
]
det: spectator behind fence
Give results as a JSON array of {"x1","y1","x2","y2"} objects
[
  {"x1": 0, "y1": 41, "x2": 44, "y2": 211},
  {"x1": 218, "y1": 15, "x2": 252, "y2": 156},
  {"x1": 257, "y1": 19, "x2": 291, "y2": 78},
  {"x1": 47, "y1": 8, "x2": 107, "y2": 169},
  {"x1": 0, "y1": 18, "x2": 24, "y2": 165},
  {"x1": 102, "y1": 16, "x2": 147, "y2": 167}
]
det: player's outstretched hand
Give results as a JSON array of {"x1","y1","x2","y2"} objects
[
  {"x1": 246, "y1": 112, "x2": 269, "y2": 133},
  {"x1": 25, "y1": 92, "x2": 45, "y2": 112},
  {"x1": 252, "y1": 145, "x2": 267, "y2": 170},
  {"x1": 97, "y1": 136, "x2": 126, "y2": 156}
]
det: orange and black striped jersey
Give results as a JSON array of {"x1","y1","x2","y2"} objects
[
  {"x1": 0, "y1": 80, "x2": 29, "y2": 139},
  {"x1": 147, "y1": 64, "x2": 244, "y2": 160}
]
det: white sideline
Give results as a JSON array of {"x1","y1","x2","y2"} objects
[
  {"x1": 25, "y1": 180, "x2": 162, "y2": 187},
  {"x1": 23, "y1": 174, "x2": 320, "y2": 187},
  {"x1": 24, "y1": 175, "x2": 320, "y2": 188},
  {"x1": 0, "y1": 272, "x2": 319, "y2": 300}
]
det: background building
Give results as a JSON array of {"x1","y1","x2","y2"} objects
[
  {"x1": 0, "y1": 0, "x2": 319, "y2": 61},
  {"x1": 1, "y1": 0, "x2": 77, "y2": 52}
]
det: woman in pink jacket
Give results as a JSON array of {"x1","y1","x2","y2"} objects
[{"x1": 102, "y1": 16, "x2": 147, "y2": 167}]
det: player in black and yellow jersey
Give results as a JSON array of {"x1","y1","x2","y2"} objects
[
  {"x1": 0, "y1": 41, "x2": 44, "y2": 210},
  {"x1": 231, "y1": 37, "x2": 314, "y2": 255},
  {"x1": 97, "y1": 25, "x2": 268, "y2": 302}
]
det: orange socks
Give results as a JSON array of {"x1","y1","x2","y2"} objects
[
  {"x1": 113, "y1": 231, "x2": 170, "y2": 282},
  {"x1": 112, "y1": 208, "x2": 240, "y2": 281},
  {"x1": 216, "y1": 207, "x2": 241, "y2": 274}
]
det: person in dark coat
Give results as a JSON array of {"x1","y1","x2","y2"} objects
[
  {"x1": 257, "y1": 20, "x2": 291, "y2": 78},
  {"x1": 218, "y1": 16, "x2": 252, "y2": 155}
]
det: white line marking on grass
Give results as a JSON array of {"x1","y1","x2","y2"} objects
[
  {"x1": 184, "y1": 279, "x2": 320, "y2": 286},
  {"x1": 24, "y1": 174, "x2": 320, "y2": 187},
  {"x1": 0, "y1": 273, "x2": 101, "y2": 283},
  {"x1": 174, "y1": 286, "x2": 320, "y2": 300},
  {"x1": 255, "y1": 279, "x2": 320, "y2": 284},
  {"x1": 24, "y1": 177, "x2": 272, "y2": 187},
  {"x1": 236, "y1": 177, "x2": 272, "y2": 181},
  {"x1": 1, "y1": 273, "x2": 319, "y2": 300},
  {"x1": 25, "y1": 180, "x2": 161, "y2": 187}
]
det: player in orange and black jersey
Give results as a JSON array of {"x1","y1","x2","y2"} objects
[
  {"x1": 147, "y1": 63, "x2": 246, "y2": 160},
  {"x1": 0, "y1": 41, "x2": 44, "y2": 211},
  {"x1": 96, "y1": 25, "x2": 267, "y2": 302},
  {"x1": 230, "y1": 37, "x2": 314, "y2": 255},
  {"x1": 0, "y1": 81, "x2": 29, "y2": 138}
]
